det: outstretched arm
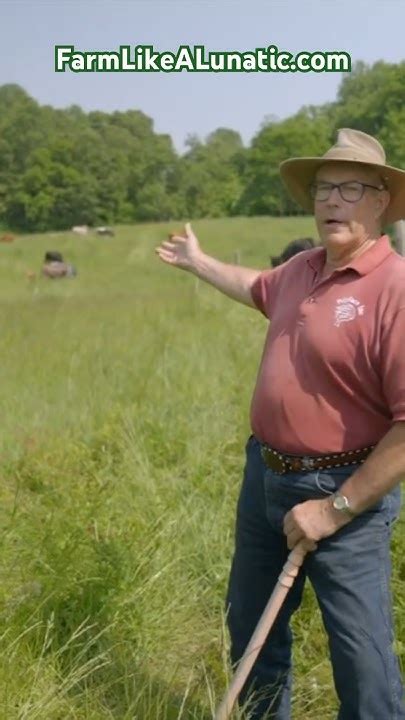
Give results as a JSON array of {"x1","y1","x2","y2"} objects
[{"x1": 155, "y1": 222, "x2": 262, "y2": 309}]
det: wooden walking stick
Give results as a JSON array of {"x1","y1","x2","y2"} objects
[{"x1": 215, "y1": 541, "x2": 307, "y2": 720}]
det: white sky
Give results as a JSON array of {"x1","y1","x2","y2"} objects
[{"x1": 0, "y1": 0, "x2": 404, "y2": 152}]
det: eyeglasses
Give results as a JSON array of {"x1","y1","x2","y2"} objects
[{"x1": 310, "y1": 181, "x2": 385, "y2": 203}]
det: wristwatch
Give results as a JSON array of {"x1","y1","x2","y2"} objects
[{"x1": 331, "y1": 492, "x2": 357, "y2": 518}]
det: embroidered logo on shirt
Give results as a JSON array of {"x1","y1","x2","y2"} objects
[{"x1": 334, "y1": 296, "x2": 365, "y2": 327}]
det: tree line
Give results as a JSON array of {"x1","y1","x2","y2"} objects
[{"x1": 0, "y1": 60, "x2": 404, "y2": 232}]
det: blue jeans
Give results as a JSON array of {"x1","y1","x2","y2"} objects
[{"x1": 226, "y1": 434, "x2": 404, "y2": 719}]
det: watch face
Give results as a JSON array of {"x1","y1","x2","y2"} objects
[{"x1": 333, "y1": 495, "x2": 347, "y2": 511}]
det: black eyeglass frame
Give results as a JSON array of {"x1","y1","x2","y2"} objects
[{"x1": 309, "y1": 180, "x2": 386, "y2": 203}]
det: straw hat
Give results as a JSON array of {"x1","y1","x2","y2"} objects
[{"x1": 279, "y1": 128, "x2": 405, "y2": 225}]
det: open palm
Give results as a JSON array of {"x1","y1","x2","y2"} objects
[{"x1": 155, "y1": 222, "x2": 202, "y2": 271}]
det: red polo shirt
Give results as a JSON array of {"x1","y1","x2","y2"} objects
[{"x1": 250, "y1": 235, "x2": 405, "y2": 454}]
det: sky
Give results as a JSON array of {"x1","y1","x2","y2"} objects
[{"x1": 0, "y1": 0, "x2": 404, "y2": 153}]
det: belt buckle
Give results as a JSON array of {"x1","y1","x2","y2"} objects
[{"x1": 301, "y1": 456, "x2": 316, "y2": 470}]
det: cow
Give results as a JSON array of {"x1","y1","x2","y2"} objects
[
  {"x1": 72, "y1": 225, "x2": 89, "y2": 236},
  {"x1": 270, "y1": 237, "x2": 316, "y2": 267},
  {"x1": 96, "y1": 226, "x2": 115, "y2": 237},
  {"x1": 42, "y1": 251, "x2": 77, "y2": 279},
  {"x1": 44, "y1": 251, "x2": 63, "y2": 263}
]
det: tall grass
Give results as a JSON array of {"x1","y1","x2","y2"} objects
[{"x1": 0, "y1": 217, "x2": 403, "y2": 719}]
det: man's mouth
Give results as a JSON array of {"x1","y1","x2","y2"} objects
[{"x1": 325, "y1": 219, "x2": 345, "y2": 228}]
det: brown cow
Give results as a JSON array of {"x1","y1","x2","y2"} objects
[{"x1": 42, "y1": 251, "x2": 77, "y2": 279}]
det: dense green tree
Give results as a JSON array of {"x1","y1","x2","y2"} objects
[
  {"x1": 178, "y1": 128, "x2": 245, "y2": 218},
  {"x1": 238, "y1": 110, "x2": 331, "y2": 216},
  {"x1": 0, "y1": 62, "x2": 404, "y2": 230},
  {"x1": 333, "y1": 61, "x2": 405, "y2": 137},
  {"x1": 377, "y1": 107, "x2": 405, "y2": 168}
]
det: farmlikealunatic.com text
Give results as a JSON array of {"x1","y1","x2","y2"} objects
[{"x1": 55, "y1": 45, "x2": 351, "y2": 73}]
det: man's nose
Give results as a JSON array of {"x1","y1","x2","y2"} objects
[{"x1": 326, "y1": 186, "x2": 341, "y2": 205}]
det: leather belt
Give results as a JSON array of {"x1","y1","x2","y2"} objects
[{"x1": 260, "y1": 444, "x2": 375, "y2": 474}]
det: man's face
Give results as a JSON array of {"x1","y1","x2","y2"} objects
[{"x1": 313, "y1": 162, "x2": 389, "y2": 249}]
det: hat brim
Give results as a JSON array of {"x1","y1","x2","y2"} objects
[{"x1": 279, "y1": 157, "x2": 405, "y2": 226}]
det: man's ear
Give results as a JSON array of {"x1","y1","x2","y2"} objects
[{"x1": 375, "y1": 189, "x2": 391, "y2": 219}]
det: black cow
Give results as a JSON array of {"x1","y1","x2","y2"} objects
[{"x1": 270, "y1": 237, "x2": 316, "y2": 267}]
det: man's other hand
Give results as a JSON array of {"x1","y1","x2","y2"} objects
[
  {"x1": 155, "y1": 222, "x2": 203, "y2": 272},
  {"x1": 283, "y1": 497, "x2": 351, "y2": 550}
]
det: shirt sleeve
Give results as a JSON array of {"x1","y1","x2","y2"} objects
[
  {"x1": 250, "y1": 268, "x2": 282, "y2": 319},
  {"x1": 380, "y1": 306, "x2": 405, "y2": 421}
]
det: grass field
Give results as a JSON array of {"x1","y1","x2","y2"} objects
[{"x1": 0, "y1": 217, "x2": 403, "y2": 719}]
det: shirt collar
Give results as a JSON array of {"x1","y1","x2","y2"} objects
[{"x1": 306, "y1": 235, "x2": 394, "y2": 277}]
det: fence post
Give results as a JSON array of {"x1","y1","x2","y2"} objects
[{"x1": 394, "y1": 221, "x2": 405, "y2": 256}]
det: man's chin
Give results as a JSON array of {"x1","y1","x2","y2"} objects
[{"x1": 321, "y1": 226, "x2": 350, "y2": 244}]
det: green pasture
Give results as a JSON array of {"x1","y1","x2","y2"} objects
[{"x1": 0, "y1": 217, "x2": 403, "y2": 719}]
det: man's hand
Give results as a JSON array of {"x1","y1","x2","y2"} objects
[
  {"x1": 155, "y1": 222, "x2": 261, "y2": 308},
  {"x1": 283, "y1": 498, "x2": 351, "y2": 551},
  {"x1": 155, "y1": 222, "x2": 203, "y2": 273}
]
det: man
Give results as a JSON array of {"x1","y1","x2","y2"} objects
[{"x1": 155, "y1": 128, "x2": 405, "y2": 719}]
